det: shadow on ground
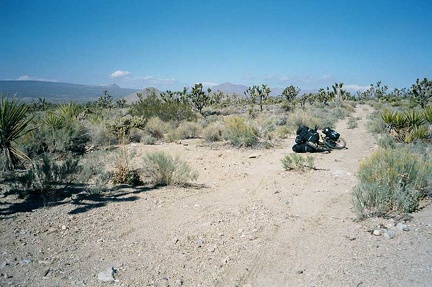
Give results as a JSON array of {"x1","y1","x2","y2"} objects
[{"x1": 0, "y1": 184, "x2": 156, "y2": 218}]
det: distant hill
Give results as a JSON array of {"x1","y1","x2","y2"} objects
[
  {"x1": 211, "y1": 82, "x2": 248, "y2": 96},
  {"x1": 0, "y1": 80, "x2": 140, "y2": 103},
  {"x1": 124, "y1": 87, "x2": 162, "y2": 104}
]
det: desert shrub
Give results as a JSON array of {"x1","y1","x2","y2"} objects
[
  {"x1": 281, "y1": 154, "x2": 314, "y2": 171},
  {"x1": 366, "y1": 110, "x2": 387, "y2": 134},
  {"x1": 202, "y1": 121, "x2": 224, "y2": 142},
  {"x1": 141, "y1": 151, "x2": 197, "y2": 186},
  {"x1": 287, "y1": 109, "x2": 321, "y2": 130},
  {"x1": 175, "y1": 121, "x2": 201, "y2": 139},
  {"x1": 145, "y1": 117, "x2": 170, "y2": 140},
  {"x1": 85, "y1": 122, "x2": 117, "y2": 147},
  {"x1": 347, "y1": 117, "x2": 359, "y2": 129},
  {"x1": 112, "y1": 147, "x2": 142, "y2": 186},
  {"x1": 351, "y1": 147, "x2": 432, "y2": 218},
  {"x1": 78, "y1": 152, "x2": 111, "y2": 194},
  {"x1": 273, "y1": 125, "x2": 292, "y2": 139},
  {"x1": 141, "y1": 135, "x2": 157, "y2": 145},
  {"x1": 108, "y1": 115, "x2": 147, "y2": 142},
  {"x1": 130, "y1": 93, "x2": 196, "y2": 123},
  {"x1": 23, "y1": 112, "x2": 91, "y2": 156},
  {"x1": 377, "y1": 134, "x2": 398, "y2": 149},
  {"x1": 223, "y1": 116, "x2": 258, "y2": 147},
  {"x1": 11, "y1": 154, "x2": 82, "y2": 204}
]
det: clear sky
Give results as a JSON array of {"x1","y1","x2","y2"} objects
[{"x1": 1, "y1": 0, "x2": 431, "y2": 92}]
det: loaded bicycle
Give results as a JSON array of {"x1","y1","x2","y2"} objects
[{"x1": 292, "y1": 125, "x2": 347, "y2": 153}]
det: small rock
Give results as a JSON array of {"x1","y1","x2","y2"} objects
[
  {"x1": 248, "y1": 154, "x2": 259, "y2": 158},
  {"x1": 20, "y1": 259, "x2": 32, "y2": 265},
  {"x1": 383, "y1": 230, "x2": 395, "y2": 239},
  {"x1": 396, "y1": 223, "x2": 409, "y2": 231},
  {"x1": 296, "y1": 270, "x2": 304, "y2": 274},
  {"x1": 0, "y1": 261, "x2": 9, "y2": 269},
  {"x1": 373, "y1": 229, "x2": 381, "y2": 236},
  {"x1": 97, "y1": 267, "x2": 115, "y2": 283},
  {"x1": 61, "y1": 225, "x2": 67, "y2": 230}
]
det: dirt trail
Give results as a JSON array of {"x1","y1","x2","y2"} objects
[{"x1": 1, "y1": 104, "x2": 432, "y2": 287}]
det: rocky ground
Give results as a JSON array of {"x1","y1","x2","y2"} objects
[{"x1": 1, "y1": 105, "x2": 431, "y2": 287}]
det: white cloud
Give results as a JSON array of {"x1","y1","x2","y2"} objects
[
  {"x1": 199, "y1": 82, "x2": 219, "y2": 87},
  {"x1": 344, "y1": 84, "x2": 371, "y2": 91},
  {"x1": 17, "y1": 75, "x2": 57, "y2": 82},
  {"x1": 110, "y1": 70, "x2": 132, "y2": 79}
]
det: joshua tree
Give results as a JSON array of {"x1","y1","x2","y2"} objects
[
  {"x1": 187, "y1": 83, "x2": 212, "y2": 116},
  {"x1": 411, "y1": 77, "x2": 432, "y2": 108},
  {"x1": 244, "y1": 84, "x2": 271, "y2": 112},
  {"x1": 332, "y1": 82, "x2": 345, "y2": 106},
  {"x1": 282, "y1": 85, "x2": 300, "y2": 107},
  {"x1": 0, "y1": 96, "x2": 34, "y2": 170}
]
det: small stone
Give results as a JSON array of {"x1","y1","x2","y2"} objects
[
  {"x1": 47, "y1": 227, "x2": 57, "y2": 234},
  {"x1": 373, "y1": 229, "x2": 381, "y2": 236},
  {"x1": 61, "y1": 225, "x2": 67, "y2": 230},
  {"x1": 396, "y1": 223, "x2": 409, "y2": 231},
  {"x1": 296, "y1": 270, "x2": 304, "y2": 274},
  {"x1": 97, "y1": 267, "x2": 115, "y2": 283},
  {"x1": 0, "y1": 261, "x2": 9, "y2": 269},
  {"x1": 383, "y1": 230, "x2": 395, "y2": 239},
  {"x1": 20, "y1": 259, "x2": 32, "y2": 265}
]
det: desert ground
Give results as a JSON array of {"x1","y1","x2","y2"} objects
[{"x1": 1, "y1": 105, "x2": 432, "y2": 287}]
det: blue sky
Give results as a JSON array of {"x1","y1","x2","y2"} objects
[{"x1": 1, "y1": 0, "x2": 431, "y2": 92}]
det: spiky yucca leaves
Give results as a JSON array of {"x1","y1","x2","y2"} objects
[
  {"x1": 381, "y1": 109, "x2": 429, "y2": 143},
  {"x1": 0, "y1": 96, "x2": 34, "y2": 170},
  {"x1": 424, "y1": 106, "x2": 432, "y2": 124},
  {"x1": 58, "y1": 102, "x2": 82, "y2": 120}
]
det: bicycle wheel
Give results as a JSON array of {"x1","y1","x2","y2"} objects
[{"x1": 324, "y1": 137, "x2": 346, "y2": 149}]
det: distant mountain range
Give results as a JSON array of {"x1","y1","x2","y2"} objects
[
  {"x1": 0, "y1": 80, "x2": 140, "y2": 103},
  {"x1": 0, "y1": 80, "x2": 317, "y2": 103}
]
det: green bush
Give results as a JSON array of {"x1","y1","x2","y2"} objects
[
  {"x1": 175, "y1": 121, "x2": 201, "y2": 139},
  {"x1": 145, "y1": 117, "x2": 169, "y2": 140},
  {"x1": 202, "y1": 122, "x2": 224, "y2": 142},
  {"x1": 12, "y1": 154, "x2": 82, "y2": 204},
  {"x1": 130, "y1": 93, "x2": 196, "y2": 123},
  {"x1": 347, "y1": 117, "x2": 359, "y2": 129},
  {"x1": 141, "y1": 151, "x2": 197, "y2": 186},
  {"x1": 351, "y1": 147, "x2": 432, "y2": 218},
  {"x1": 281, "y1": 154, "x2": 314, "y2": 171},
  {"x1": 223, "y1": 116, "x2": 258, "y2": 147}
]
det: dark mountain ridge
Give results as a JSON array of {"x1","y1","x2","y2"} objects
[{"x1": 0, "y1": 80, "x2": 140, "y2": 103}]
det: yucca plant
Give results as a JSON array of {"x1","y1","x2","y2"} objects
[
  {"x1": 424, "y1": 106, "x2": 432, "y2": 124},
  {"x1": 0, "y1": 96, "x2": 34, "y2": 170},
  {"x1": 404, "y1": 110, "x2": 425, "y2": 128},
  {"x1": 58, "y1": 102, "x2": 82, "y2": 120}
]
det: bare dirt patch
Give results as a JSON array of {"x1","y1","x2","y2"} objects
[{"x1": 1, "y1": 105, "x2": 431, "y2": 287}]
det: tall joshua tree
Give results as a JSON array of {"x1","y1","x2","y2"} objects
[
  {"x1": 0, "y1": 96, "x2": 34, "y2": 170},
  {"x1": 244, "y1": 84, "x2": 271, "y2": 112}
]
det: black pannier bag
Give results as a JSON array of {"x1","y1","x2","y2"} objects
[
  {"x1": 292, "y1": 143, "x2": 317, "y2": 153},
  {"x1": 296, "y1": 125, "x2": 319, "y2": 144},
  {"x1": 295, "y1": 135, "x2": 306, "y2": 144},
  {"x1": 322, "y1": 127, "x2": 340, "y2": 141}
]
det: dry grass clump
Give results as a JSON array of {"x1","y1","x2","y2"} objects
[
  {"x1": 281, "y1": 154, "x2": 315, "y2": 171},
  {"x1": 141, "y1": 151, "x2": 197, "y2": 186}
]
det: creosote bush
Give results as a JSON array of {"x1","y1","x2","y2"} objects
[
  {"x1": 223, "y1": 116, "x2": 258, "y2": 147},
  {"x1": 281, "y1": 154, "x2": 315, "y2": 171},
  {"x1": 141, "y1": 151, "x2": 197, "y2": 186},
  {"x1": 351, "y1": 147, "x2": 431, "y2": 218}
]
